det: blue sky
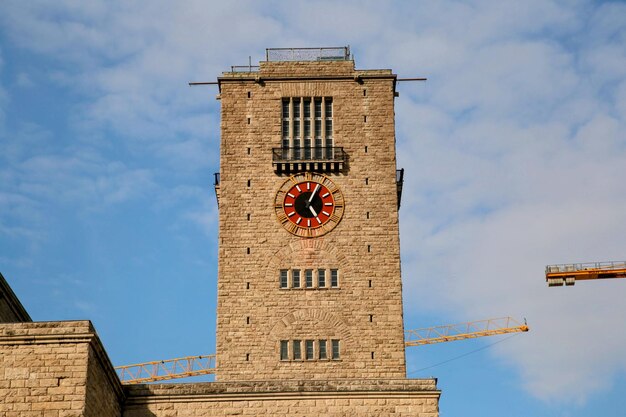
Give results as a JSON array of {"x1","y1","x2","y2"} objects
[{"x1": 1, "y1": 1, "x2": 626, "y2": 416}]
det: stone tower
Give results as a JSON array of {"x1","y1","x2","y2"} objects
[
  {"x1": 216, "y1": 47, "x2": 407, "y2": 381},
  {"x1": 0, "y1": 48, "x2": 440, "y2": 417}
]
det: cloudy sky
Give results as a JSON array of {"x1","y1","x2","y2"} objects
[{"x1": 2, "y1": 1, "x2": 626, "y2": 416}]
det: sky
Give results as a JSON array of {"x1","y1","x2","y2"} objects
[{"x1": 1, "y1": 1, "x2": 626, "y2": 416}]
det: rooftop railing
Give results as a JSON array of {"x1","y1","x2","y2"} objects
[
  {"x1": 266, "y1": 46, "x2": 351, "y2": 62},
  {"x1": 230, "y1": 65, "x2": 260, "y2": 73}
]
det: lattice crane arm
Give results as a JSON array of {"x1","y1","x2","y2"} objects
[
  {"x1": 404, "y1": 317, "x2": 529, "y2": 347},
  {"x1": 115, "y1": 354, "x2": 216, "y2": 384},
  {"x1": 546, "y1": 261, "x2": 626, "y2": 287},
  {"x1": 116, "y1": 317, "x2": 529, "y2": 384}
]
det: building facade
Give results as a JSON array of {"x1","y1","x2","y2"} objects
[
  {"x1": 216, "y1": 47, "x2": 407, "y2": 381},
  {"x1": 0, "y1": 48, "x2": 440, "y2": 417}
]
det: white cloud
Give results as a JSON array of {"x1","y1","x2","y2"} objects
[
  {"x1": 1, "y1": 0, "x2": 626, "y2": 405},
  {"x1": 396, "y1": 0, "x2": 626, "y2": 403}
]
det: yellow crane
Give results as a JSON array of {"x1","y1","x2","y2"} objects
[
  {"x1": 404, "y1": 316, "x2": 528, "y2": 347},
  {"x1": 115, "y1": 316, "x2": 529, "y2": 384},
  {"x1": 116, "y1": 355, "x2": 216, "y2": 384},
  {"x1": 546, "y1": 261, "x2": 626, "y2": 287}
]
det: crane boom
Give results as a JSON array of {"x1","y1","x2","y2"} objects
[
  {"x1": 546, "y1": 261, "x2": 626, "y2": 287},
  {"x1": 116, "y1": 354, "x2": 216, "y2": 384},
  {"x1": 404, "y1": 317, "x2": 529, "y2": 347},
  {"x1": 116, "y1": 317, "x2": 529, "y2": 384}
]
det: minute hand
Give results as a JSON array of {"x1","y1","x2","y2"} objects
[{"x1": 308, "y1": 184, "x2": 321, "y2": 204}]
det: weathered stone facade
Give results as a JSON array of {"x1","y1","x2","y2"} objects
[
  {"x1": 0, "y1": 321, "x2": 123, "y2": 417},
  {"x1": 123, "y1": 379, "x2": 439, "y2": 417},
  {"x1": 0, "y1": 51, "x2": 440, "y2": 416},
  {"x1": 216, "y1": 58, "x2": 407, "y2": 381}
]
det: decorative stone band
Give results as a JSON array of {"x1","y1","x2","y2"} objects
[{"x1": 124, "y1": 378, "x2": 440, "y2": 405}]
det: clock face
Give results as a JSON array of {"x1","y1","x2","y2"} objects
[{"x1": 275, "y1": 173, "x2": 344, "y2": 238}]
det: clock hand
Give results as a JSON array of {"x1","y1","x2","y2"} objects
[
  {"x1": 308, "y1": 184, "x2": 321, "y2": 204},
  {"x1": 309, "y1": 205, "x2": 318, "y2": 217}
]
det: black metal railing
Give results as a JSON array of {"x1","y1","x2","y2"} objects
[
  {"x1": 272, "y1": 147, "x2": 346, "y2": 163},
  {"x1": 396, "y1": 168, "x2": 404, "y2": 209}
]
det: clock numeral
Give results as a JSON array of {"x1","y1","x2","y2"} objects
[
  {"x1": 276, "y1": 173, "x2": 343, "y2": 238},
  {"x1": 287, "y1": 222, "x2": 298, "y2": 234}
]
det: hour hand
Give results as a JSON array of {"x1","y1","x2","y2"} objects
[{"x1": 309, "y1": 205, "x2": 318, "y2": 217}]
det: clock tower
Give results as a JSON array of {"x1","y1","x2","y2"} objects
[{"x1": 216, "y1": 47, "x2": 408, "y2": 382}]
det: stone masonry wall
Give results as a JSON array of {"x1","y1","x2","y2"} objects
[
  {"x1": 123, "y1": 379, "x2": 440, "y2": 417},
  {"x1": 0, "y1": 320, "x2": 123, "y2": 417},
  {"x1": 85, "y1": 333, "x2": 124, "y2": 417},
  {"x1": 216, "y1": 60, "x2": 406, "y2": 381}
]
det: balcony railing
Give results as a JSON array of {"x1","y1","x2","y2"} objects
[{"x1": 272, "y1": 147, "x2": 346, "y2": 173}]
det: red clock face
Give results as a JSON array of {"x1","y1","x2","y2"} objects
[
  {"x1": 283, "y1": 181, "x2": 335, "y2": 229},
  {"x1": 275, "y1": 173, "x2": 344, "y2": 238}
]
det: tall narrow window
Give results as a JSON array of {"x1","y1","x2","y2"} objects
[
  {"x1": 331, "y1": 269, "x2": 339, "y2": 288},
  {"x1": 318, "y1": 269, "x2": 326, "y2": 288},
  {"x1": 331, "y1": 339, "x2": 340, "y2": 360},
  {"x1": 305, "y1": 340, "x2": 314, "y2": 360},
  {"x1": 279, "y1": 270, "x2": 288, "y2": 289},
  {"x1": 319, "y1": 340, "x2": 327, "y2": 360},
  {"x1": 293, "y1": 340, "x2": 302, "y2": 360},
  {"x1": 282, "y1": 99, "x2": 290, "y2": 159},
  {"x1": 280, "y1": 340, "x2": 289, "y2": 360},
  {"x1": 324, "y1": 98, "x2": 333, "y2": 158},
  {"x1": 283, "y1": 97, "x2": 331, "y2": 161},
  {"x1": 305, "y1": 269, "x2": 313, "y2": 288},
  {"x1": 303, "y1": 98, "x2": 311, "y2": 159},
  {"x1": 314, "y1": 98, "x2": 323, "y2": 158},
  {"x1": 293, "y1": 98, "x2": 301, "y2": 159},
  {"x1": 292, "y1": 269, "x2": 301, "y2": 288}
]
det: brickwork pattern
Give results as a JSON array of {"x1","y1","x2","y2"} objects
[
  {"x1": 0, "y1": 57, "x2": 441, "y2": 417},
  {"x1": 123, "y1": 379, "x2": 440, "y2": 417},
  {"x1": 216, "y1": 60, "x2": 406, "y2": 381},
  {"x1": 0, "y1": 321, "x2": 123, "y2": 417}
]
